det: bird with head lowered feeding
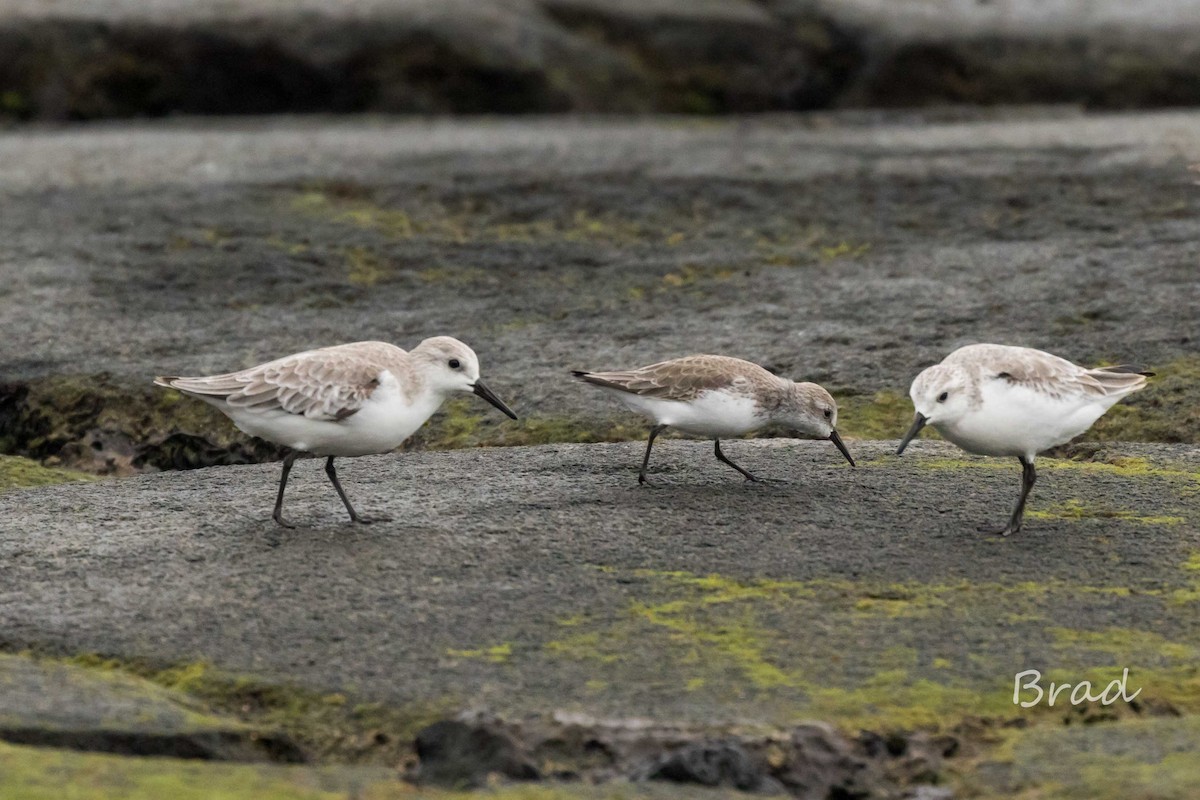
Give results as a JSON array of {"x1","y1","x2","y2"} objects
[
  {"x1": 896, "y1": 343, "x2": 1150, "y2": 536},
  {"x1": 156, "y1": 337, "x2": 517, "y2": 528},
  {"x1": 573, "y1": 354, "x2": 855, "y2": 484}
]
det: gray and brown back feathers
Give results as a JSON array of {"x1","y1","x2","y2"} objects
[
  {"x1": 155, "y1": 341, "x2": 408, "y2": 421},
  {"x1": 572, "y1": 355, "x2": 783, "y2": 403},
  {"x1": 944, "y1": 344, "x2": 1150, "y2": 402}
]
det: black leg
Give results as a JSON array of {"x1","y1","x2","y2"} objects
[
  {"x1": 991, "y1": 456, "x2": 1036, "y2": 536},
  {"x1": 714, "y1": 439, "x2": 760, "y2": 482},
  {"x1": 639, "y1": 425, "x2": 667, "y2": 485},
  {"x1": 272, "y1": 451, "x2": 300, "y2": 528},
  {"x1": 325, "y1": 456, "x2": 372, "y2": 524}
]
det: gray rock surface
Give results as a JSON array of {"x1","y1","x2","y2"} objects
[{"x1": 1, "y1": 440, "x2": 1197, "y2": 729}]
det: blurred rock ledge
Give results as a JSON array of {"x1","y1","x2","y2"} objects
[{"x1": 1, "y1": 0, "x2": 1199, "y2": 121}]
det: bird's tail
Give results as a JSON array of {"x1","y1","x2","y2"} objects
[
  {"x1": 1085, "y1": 365, "x2": 1152, "y2": 397},
  {"x1": 154, "y1": 374, "x2": 243, "y2": 398}
]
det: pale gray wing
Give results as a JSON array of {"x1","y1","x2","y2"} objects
[
  {"x1": 952, "y1": 345, "x2": 1141, "y2": 400},
  {"x1": 574, "y1": 356, "x2": 754, "y2": 401},
  {"x1": 157, "y1": 348, "x2": 384, "y2": 420}
]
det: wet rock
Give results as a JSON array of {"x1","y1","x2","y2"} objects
[
  {"x1": 6, "y1": 0, "x2": 1199, "y2": 119},
  {"x1": 645, "y1": 740, "x2": 769, "y2": 791},
  {"x1": 777, "y1": 722, "x2": 884, "y2": 800},
  {"x1": 414, "y1": 715, "x2": 540, "y2": 787}
]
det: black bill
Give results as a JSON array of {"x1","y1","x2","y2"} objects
[
  {"x1": 896, "y1": 413, "x2": 927, "y2": 455},
  {"x1": 828, "y1": 430, "x2": 856, "y2": 467},
  {"x1": 472, "y1": 379, "x2": 518, "y2": 419}
]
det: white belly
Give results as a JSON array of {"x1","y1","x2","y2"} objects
[
  {"x1": 612, "y1": 388, "x2": 765, "y2": 438},
  {"x1": 935, "y1": 382, "x2": 1114, "y2": 458},
  {"x1": 224, "y1": 380, "x2": 443, "y2": 457}
]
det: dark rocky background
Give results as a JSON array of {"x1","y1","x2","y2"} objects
[{"x1": 3, "y1": 0, "x2": 1200, "y2": 121}]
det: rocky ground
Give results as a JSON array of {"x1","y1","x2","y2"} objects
[
  {"x1": 0, "y1": 111, "x2": 1198, "y2": 797},
  {"x1": 2, "y1": 441, "x2": 1200, "y2": 798}
]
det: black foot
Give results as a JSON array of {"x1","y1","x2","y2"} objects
[
  {"x1": 638, "y1": 475, "x2": 658, "y2": 487},
  {"x1": 273, "y1": 514, "x2": 297, "y2": 530},
  {"x1": 978, "y1": 523, "x2": 1020, "y2": 537}
]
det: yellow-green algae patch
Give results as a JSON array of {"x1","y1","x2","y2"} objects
[
  {"x1": 830, "y1": 390, "x2": 926, "y2": 442},
  {"x1": 60, "y1": 655, "x2": 456, "y2": 766},
  {"x1": 0, "y1": 741, "x2": 750, "y2": 800},
  {"x1": 527, "y1": 568, "x2": 1200, "y2": 732},
  {"x1": 1087, "y1": 355, "x2": 1200, "y2": 445},
  {"x1": 1026, "y1": 498, "x2": 1185, "y2": 525},
  {"x1": 0, "y1": 742, "x2": 386, "y2": 800},
  {"x1": 916, "y1": 454, "x2": 1197, "y2": 478},
  {"x1": 0, "y1": 652, "x2": 248, "y2": 734},
  {"x1": 289, "y1": 189, "x2": 652, "y2": 246},
  {"x1": 409, "y1": 401, "x2": 647, "y2": 451},
  {"x1": 445, "y1": 643, "x2": 513, "y2": 663},
  {"x1": 962, "y1": 715, "x2": 1200, "y2": 800},
  {"x1": 2, "y1": 374, "x2": 283, "y2": 473},
  {"x1": 0, "y1": 454, "x2": 96, "y2": 492}
]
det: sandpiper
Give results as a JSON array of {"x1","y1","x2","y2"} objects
[
  {"x1": 156, "y1": 337, "x2": 517, "y2": 527},
  {"x1": 896, "y1": 343, "x2": 1150, "y2": 535},
  {"x1": 573, "y1": 355, "x2": 854, "y2": 484}
]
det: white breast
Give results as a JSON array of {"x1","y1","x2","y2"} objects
[
  {"x1": 936, "y1": 380, "x2": 1113, "y2": 458},
  {"x1": 613, "y1": 388, "x2": 765, "y2": 438},
  {"x1": 225, "y1": 369, "x2": 445, "y2": 457}
]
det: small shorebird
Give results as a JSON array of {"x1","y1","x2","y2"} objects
[
  {"x1": 896, "y1": 343, "x2": 1150, "y2": 536},
  {"x1": 156, "y1": 337, "x2": 517, "y2": 527},
  {"x1": 573, "y1": 355, "x2": 855, "y2": 483}
]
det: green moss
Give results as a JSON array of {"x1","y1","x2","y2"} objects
[
  {"x1": 445, "y1": 643, "x2": 512, "y2": 663},
  {"x1": 965, "y1": 715, "x2": 1200, "y2": 800},
  {"x1": 0, "y1": 743, "x2": 741, "y2": 800},
  {"x1": 1049, "y1": 627, "x2": 1198, "y2": 663},
  {"x1": 0, "y1": 90, "x2": 29, "y2": 115},
  {"x1": 343, "y1": 247, "x2": 389, "y2": 287},
  {"x1": 917, "y1": 454, "x2": 1200, "y2": 483},
  {"x1": 834, "y1": 390, "x2": 927, "y2": 441},
  {"x1": 1026, "y1": 498, "x2": 1185, "y2": 525},
  {"x1": 1087, "y1": 355, "x2": 1200, "y2": 444},
  {"x1": 817, "y1": 241, "x2": 872, "y2": 261},
  {"x1": 659, "y1": 263, "x2": 735, "y2": 288},
  {"x1": 1, "y1": 374, "x2": 282, "y2": 472},
  {"x1": 412, "y1": 408, "x2": 645, "y2": 451},
  {"x1": 0, "y1": 652, "x2": 247, "y2": 734},
  {"x1": 527, "y1": 567, "x2": 1200, "y2": 732},
  {"x1": 61, "y1": 654, "x2": 454, "y2": 765},
  {"x1": 0, "y1": 742, "x2": 376, "y2": 800},
  {"x1": 0, "y1": 454, "x2": 96, "y2": 492},
  {"x1": 290, "y1": 188, "x2": 649, "y2": 246}
]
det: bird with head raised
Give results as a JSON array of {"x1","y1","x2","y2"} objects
[
  {"x1": 155, "y1": 336, "x2": 517, "y2": 527},
  {"x1": 896, "y1": 343, "x2": 1150, "y2": 536},
  {"x1": 573, "y1": 354, "x2": 855, "y2": 484}
]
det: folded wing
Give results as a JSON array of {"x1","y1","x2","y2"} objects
[
  {"x1": 155, "y1": 347, "x2": 385, "y2": 420},
  {"x1": 573, "y1": 356, "x2": 756, "y2": 402},
  {"x1": 950, "y1": 345, "x2": 1149, "y2": 401}
]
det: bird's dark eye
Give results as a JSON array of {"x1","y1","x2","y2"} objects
[
  {"x1": 823, "y1": 408, "x2": 832, "y2": 419},
  {"x1": 937, "y1": 391, "x2": 949, "y2": 402},
  {"x1": 448, "y1": 358, "x2": 461, "y2": 369}
]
